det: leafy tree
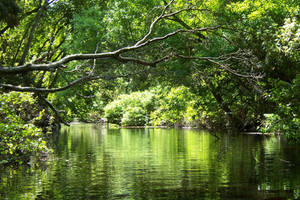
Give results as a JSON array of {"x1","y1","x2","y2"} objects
[
  {"x1": 2, "y1": 0, "x2": 208, "y2": 163},
  {"x1": 150, "y1": 86, "x2": 197, "y2": 126},
  {"x1": 104, "y1": 90, "x2": 156, "y2": 125},
  {"x1": 0, "y1": 0, "x2": 209, "y2": 123}
]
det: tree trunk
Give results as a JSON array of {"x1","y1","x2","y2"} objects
[{"x1": 205, "y1": 79, "x2": 243, "y2": 132}]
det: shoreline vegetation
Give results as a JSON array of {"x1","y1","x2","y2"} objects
[{"x1": 71, "y1": 121, "x2": 274, "y2": 136}]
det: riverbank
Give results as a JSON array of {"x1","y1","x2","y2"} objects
[{"x1": 71, "y1": 121, "x2": 276, "y2": 137}]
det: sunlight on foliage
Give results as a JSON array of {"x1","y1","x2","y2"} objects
[{"x1": 0, "y1": 92, "x2": 49, "y2": 165}]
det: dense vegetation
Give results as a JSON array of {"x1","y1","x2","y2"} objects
[{"x1": 0, "y1": 0, "x2": 299, "y2": 164}]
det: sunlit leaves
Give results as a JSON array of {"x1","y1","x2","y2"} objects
[
  {"x1": 0, "y1": 92, "x2": 49, "y2": 165},
  {"x1": 104, "y1": 90, "x2": 155, "y2": 125},
  {"x1": 276, "y1": 17, "x2": 300, "y2": 60}
]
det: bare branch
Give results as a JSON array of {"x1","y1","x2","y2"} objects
[
  {"x1": 136, "y1": 26, "x2": 221, "y2": 49},
  {"x1": 135, "y1": 0, "x2": 175, "y2": 46},
  {"x1": 19, "y1": 0, "x2": 47, "y2": 65},
  {"x1": 118, "y1": 54, "x2": 173, "y2": 66},
  {"x1": 206, "y1": 58, "x2": 264, "y2": 79},
  {"x1": 0, "y1": 65, "x2": 156, "y2": 94},
  {"x1": 0, "y1": 75, "x2": 95, "y2": 93},
  {"x1": 91, "y1": 43, "x2": 101, "y2": 74},
  {"x1": 0, "y1": 26, "x2": 220, "y2": 75},
  {"x1": 65, "y1": 61, "x2": 90, "y2": 73},
  {"x1": 178, "y1": 54, "x2": 264, "y2": 79},
  {"x1": 38, "y1": 94, "x2": 70, "y2": 126}
]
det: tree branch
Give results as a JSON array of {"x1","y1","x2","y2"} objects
[
  {"x1": 19, "y1": 0, "x2": 47, "y2": 65},
  {"x1": 0, "y1": 75, "x2": 95, "y2": 93},
  {"x1": 0, "y1": 25, "x2": 220, "y2": 75},
  {"x1": 0, "y1": 67, "x2": 154, "y2": 93},
  {"x1": 117, "y1": 54, "x2": 173, "y2": 66},
  {"x1": 178, "y1": 53, "x2": 264, "y2": 79},
  {"x1": 134, "y1": 0, "x2": 175, "y2": 46},
  {"x1": 37, "y1": 94, "x2": 70, "y2": 126}
]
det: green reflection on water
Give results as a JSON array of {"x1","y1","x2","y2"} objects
[{"x1": 1, "y1": 124, "x2": 300, "y2": 200}]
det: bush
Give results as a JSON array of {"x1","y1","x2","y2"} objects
[
  {"x1": 260, "y1": 114, "x2": 300, "y2": 141},
  {"x1": 0, "y1": 92, "x2": 49, "y2": 165},
  {"x1": 104, "y1": 85, "x2": 230, "y2": 128},
  {"x1": 150, "y1": 86, "x2": 197, "y2": 127},
  {"x1": 104, "y1": 90, "x2": 155, "y2": 125},
  {"x1": 121, "y1": 107, "x2": 148, "y2": 126},
  {"x1": 103, "y1": 99, "x2": 124, "y2": 124},
  {"x1": 260, "y1": 75, "x2": 300, "y2": 140}
]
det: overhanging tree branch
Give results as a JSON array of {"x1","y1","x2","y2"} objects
[
  {"x1": 0, "y1": 0, "x2": 221, "y2": 77},
  {"x1": 19, "y1": 0, "x2": 48, "y2": 65},
  {"x1": 0, "y1": 26, "x2": 221, "y2": 75},
  {"x1": 0, "y1": 75, "x2": 95, "y2": 93},
  {"x1": 0, "y1": 68, "x2": 153, "y2": 93},
  {"x1": 37, "y1": 94, "x2": 70, "y2": 126},
  {"x1": 177, "y1": 51, "x2": 265, "y2": 79},
  {"x1": 134, "y1": 0, "x2": 175, "y2": 46}
]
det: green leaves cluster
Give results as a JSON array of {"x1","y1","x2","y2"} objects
[
  {"x1": 260, "y1": 75, "x2": 300, "y2": 140},
  {"x1": 150, "y1": 86, "x2": 197, "y2": 126},
  {"x1": 0, "y1": 92, "x2": 48, "y2": 165},
  {"x1": 276, "y1": 17, "x2": 300, "y2": 60},
  {"x1": 104, "y1": 90, "x2": 156, "y2": 126},
  {"x1": 1, "y1": 0, "x2": 300, "y2": 149},
  {"x1": 104, "y1": 86, "x2": 202, "y2": 127}
]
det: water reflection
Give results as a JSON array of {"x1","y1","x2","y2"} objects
[{"x1": 1, "y1": 124, "x2": 300, "y2": 200}]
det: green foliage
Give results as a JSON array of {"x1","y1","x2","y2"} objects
[
  {"x1": 0, "y1": 92, "x2": 49, "y2": 165},
  {"x1": 1, "y1": 0, "x2": 300, "y2": 146},
  {"x1": 150, "y1": 86, "x2": 197, "y2": 126},
  {"x1": 104, "y1": 99, "x2": 124, "y2": 124},
  {"x1": 104, "y1": 86, "x2": 201, "y2": 127},
  {"x1": 67, "y1": 6, "x2": 106, "y2": 53},
  {"x1": 261, "y1": 114, "x2": 300, "y2": 140},
  {"x1": 51, "y1": 87, "x2": 105, "y2": 122},
  {"x1": 61, "y1": 0, "x2": 299, "y2": 138},
  {"x1": 121, "y1": 107, "x2": 148, "y2": 126},
  {"x1": 276, "y1": 16, "x2": 300, "y2": 60},
  {"x1": 104, "y1": 90, "x2": 155, "y2": 125},
  {"x1": 260, "y1": 75, "x2": 300, "y2": 139}
]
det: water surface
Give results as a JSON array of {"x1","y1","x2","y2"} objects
[{"x1": 1, "y1": 124, "x2": 300, "y2": 200}]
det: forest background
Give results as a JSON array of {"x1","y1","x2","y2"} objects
[{"x1": 0, "y1": 0, "x2": 299, "y2": 165}]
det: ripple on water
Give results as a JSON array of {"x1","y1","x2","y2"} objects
[{"x1": 1, "y1": 126, "x2": 300, "y2": 200}]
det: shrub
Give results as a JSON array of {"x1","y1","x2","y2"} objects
[
  {"x1": 121, "y1": 107, "x2": 148, "y2": 126},
  {"x1": 260, "y1": 75, "x2": 300, "y2": 140},
  {"x1": 104, "y1": 90, "x2": 155, "y2": 125},
  {"x1": 150, "y1": 86, "x2": 197, "y2": 127},
  {"x1": 104, "y1": 99, "x2": 124, "y2": 124},
  {"x1": 0, "y1": 92, "x2": 49, "y2": 165}
]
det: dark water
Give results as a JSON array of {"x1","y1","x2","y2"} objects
[{"x1": 1, "y1": 124, "x2": 300, "y2": 200}]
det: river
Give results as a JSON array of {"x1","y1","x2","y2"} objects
[{"x1": 0, "y1": 124, "x2": 300, "y2": 200}]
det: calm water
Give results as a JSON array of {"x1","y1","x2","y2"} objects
[{"x1": 1, "y1": 124, "x2": 300, "y2": 200}]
